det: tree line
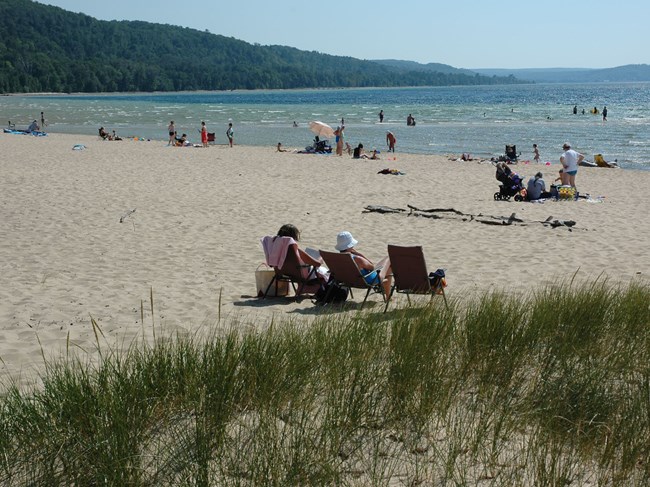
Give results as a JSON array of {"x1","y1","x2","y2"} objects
[{"x1": 0, "y1": 0, "x2": 523, "y2": 94}]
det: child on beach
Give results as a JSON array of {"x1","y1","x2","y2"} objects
[
  {"x1": 533, "y1": 143, "x2": 540, "y2": 163},
  {"x1": 226, "y1": 123, "x2": 234, "y2": 147},
  {"x1": 200, "y1": 121, "x2": 208, "y2": 148}
]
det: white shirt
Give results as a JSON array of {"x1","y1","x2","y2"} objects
[{"x1": 561, "y1": 149, "x2": 580, "y2": 172}]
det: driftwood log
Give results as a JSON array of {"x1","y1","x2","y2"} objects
[{"x1": 363, "y1": 205, "x2": 578, "y2": 230}]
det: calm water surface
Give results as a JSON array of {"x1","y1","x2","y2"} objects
[{"x1": 3, "y1": 83, "x2": 649, "y2": 169}]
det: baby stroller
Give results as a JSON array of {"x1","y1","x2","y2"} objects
[{"x1": 494, "y1": 162, "x2": 525, "y2": 201}]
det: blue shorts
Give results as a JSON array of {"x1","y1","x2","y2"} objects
[
  {"x1": 360, "y1": 268, "x2": 380, "y2": 285},
  {"x1": 566, "y1": 170, "x2": 577, "y2": 176}
]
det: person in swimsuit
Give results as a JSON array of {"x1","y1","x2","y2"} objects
[
  {"x1": 386, "y1": 131, "x2": 396, "y2": 152},
  {"x1": 335, "y1": 231, "x2": 392, "y2": 296},
  {"x1": 226, "y1": 122, "x2": 234, "y2": 147},
  {"x1": 334, "y1": 126, "x2": 344, "y2": 156},
  {"x1": 560, "y1": 142, "x2": 584, "y2": 188},
  {"x1": 533, "y1": 143, "x2": 540, "y2": 163},
  {"x1": 200, "y1": 121, "x2": 208, "y2": 148},
  {"x1": 168, "y1": 121, "x2": 176, "y2": 146}
]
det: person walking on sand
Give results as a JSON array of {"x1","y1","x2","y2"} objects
[
  {"x1": 560, "y1": 142, "x2": 584, "y2": 188},
  {"x1": 386, "y1": 131, "x2": 396, "y2": 152},
  {"x1": 226, "y1": 122, "x2": 234, "y2": 147},
  {"x1": 167, "y1": 121, "x2": 176, "y2": 146},
  {"x1": 533, "y1": 143, "x2": 540, "y2": 163},
  {"x1": 200, "y1": 121, "x2": 208, "y2": 148}
]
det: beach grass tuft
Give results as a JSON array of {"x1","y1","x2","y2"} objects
[{"x1": 1, "y1": 280, "x2": 649, "y2": 485}]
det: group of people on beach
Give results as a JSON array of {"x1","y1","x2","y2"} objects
[
  {"x1": 496, "y1": 141, "x2": 586, "y2": 202},
  {"x1": 98, "y1": 127, "x2": 122, "y2": 141},
  {"x1": 167, "y1": 120, "x2": 234, "y2": 147},
  {"x1": 265, "y1": 224, "x2": 393, "y2": 297}
]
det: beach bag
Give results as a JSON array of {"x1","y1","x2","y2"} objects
[
  {"x1": 557, "y1": 185, "x2": 576, "y2": 200},
  {"x1": 314, "y1": 278, "x2": 349, "y2": 305},
  {"x1": 256, "y1": 264, "x2": 288, "y2": 297}
]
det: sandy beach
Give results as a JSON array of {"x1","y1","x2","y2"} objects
[{"x1": 1, "y1": 132, "x2": 648, "y2": 389}]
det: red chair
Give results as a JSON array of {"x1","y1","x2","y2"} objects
[{"x1": 384, "y1": 245, "x2": 447, "y2": 312}]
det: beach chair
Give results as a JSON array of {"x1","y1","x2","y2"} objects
[
  {"x1": 319, "y1": 250, "x2": 385, "y2": 309},
  {"x1": 505, "y1": 144, "x2": 518, "y2": 161},
  {"x1": 384, "y1": 245, "x2": 447, "y2": 313},
  {"x1": 207, "y1": 132, "x2": 216, "y2": 145},
  {"x1": 261, "y1": 237, "x2": 319, "y2": 299},
  {"x1": 594, "y1": 154, "x2": 616, "y2": 168}
]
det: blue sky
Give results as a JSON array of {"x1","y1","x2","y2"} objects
[{"x1": 39, "y1": 0, "x2": 648, "y2": 69}]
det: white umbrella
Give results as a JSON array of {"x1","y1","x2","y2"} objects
[{"x1": 309, "y1": 121, "x2": 335, "y2": 139}]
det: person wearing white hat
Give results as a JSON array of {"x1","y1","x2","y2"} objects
[{"x1": 335, "y1": 231, "x2": 392, "y2": 296}]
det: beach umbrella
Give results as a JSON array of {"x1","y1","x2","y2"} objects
[{"x1": 309, "y1": 121, "x2": 335, "y2": 139}]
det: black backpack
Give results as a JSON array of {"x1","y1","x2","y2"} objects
[{"x1": 314, "y1": 278, "x2": 349, "y2": 305}]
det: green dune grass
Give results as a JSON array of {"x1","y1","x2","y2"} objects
[{"x1": 1, "y1": 281, "x2": 649, "y2": 485}]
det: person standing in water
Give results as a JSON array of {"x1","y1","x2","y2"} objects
[
  {"x1": 533, "y1": 143, "x2": 540, "y2": 163},
  {"x1": 602, "y1": 106, "x2": 608, "y2": 121},
  {"x1": 386, "y1": 131, "x2": 396, "y2": 152},
  {"x1": 379, "y1": 110, "x2": 384, "y2": 123}
]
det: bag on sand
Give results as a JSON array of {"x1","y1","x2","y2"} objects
[
  {"x1": 256, "y1": 264, "x2": 289, "y2": 297},
  {"x1": 314, "y1": 278, "x2": 348, "y2": 305}
]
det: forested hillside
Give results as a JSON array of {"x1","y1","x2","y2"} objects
[{"x1": 0, "y1": 0, "x2": 522, "y2": 93}]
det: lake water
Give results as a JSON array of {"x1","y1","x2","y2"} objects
[{"x1": 3, "y1": 82, "x2": 649, "y2": 169}]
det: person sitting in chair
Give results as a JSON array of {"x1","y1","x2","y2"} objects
[
  {"x1": 261, "y1": 224, "x2": 327, "y2": 292},
  {"x1": 98, "y1": 127, "x2": 111, "y2": 140},
  {"x1": 335, "y1": 231, "x2": 392, "y2": 296}
]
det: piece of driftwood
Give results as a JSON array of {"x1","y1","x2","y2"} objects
[
  {"x1": 119, "y1": 208, "x2": 136, "y2": 223},
  {"x1": 363, "y1": 205, "x2": 407, "y2": 214},
  {"x1": 364, "y1": 205, "x2": 578, "y2": 230},
  {"x1": 540, "y1": 216, "x2": 576, "y2": 228},
  {"x1": 407, "y1": 205, "x2": 467, "y2": 216}
]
